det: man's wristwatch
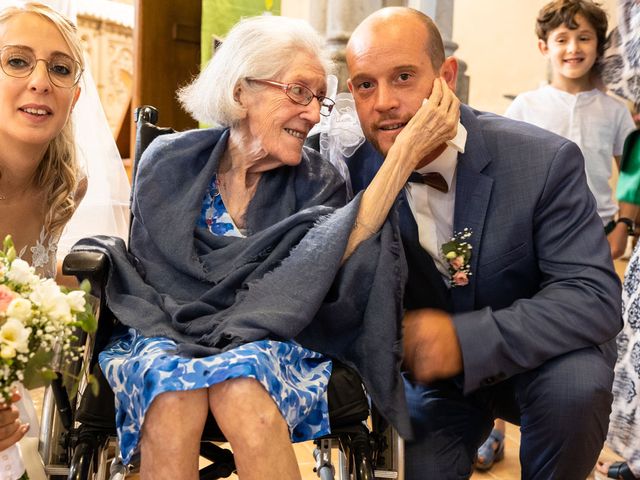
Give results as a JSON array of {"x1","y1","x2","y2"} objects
[{"x1": 616, "y1": 217, "x2": 635, "y2": 235}]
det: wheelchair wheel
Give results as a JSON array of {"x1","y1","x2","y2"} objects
[
  {"x1": 346, "y1": 430, "x2": 375, "y2": 480},
  {"x1": 39, "y1": 385, "x2": 71, "y2": 479},
  {"x1": 370, "y1": 411, "x2": 404, "y2": 480},
  {"x1": 40, "y1": 331, "x2": 94, "y2": 479},
  {"x1": 68, "y1": 432, "x2": 111, "y2": 480}
]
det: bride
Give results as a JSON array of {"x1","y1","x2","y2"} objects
[
  {"x1": 0, "y1": 1, "x2": 130, "y2": 478},
  {"x1": 42, "y1": 0, "x2": 131, "y2": 261}
]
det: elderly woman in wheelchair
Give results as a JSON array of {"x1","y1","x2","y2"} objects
[{"x1": 75, "y1": 14, "x2": 459, "y2": 480}]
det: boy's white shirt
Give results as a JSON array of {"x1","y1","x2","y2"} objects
[{"x1": 505, "y1": 84, "x2": 636, "y2": 224}]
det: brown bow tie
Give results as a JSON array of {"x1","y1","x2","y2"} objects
[{"x1": 408, "y1": 171, "x2": 449, "y2": 193}]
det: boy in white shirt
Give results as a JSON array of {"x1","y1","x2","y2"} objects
[{"x1": 506, "y1": 0, "x2": 636, "y2": 259}]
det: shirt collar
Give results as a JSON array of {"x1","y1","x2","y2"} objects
[
  {"x1": 415, "y1": 122, "x2": 467, "y2": 188},
  {"x1": 544, "y1": 84, "x2": 600, "y2": 103},
  {"x1": 447, "y1": 121, "x2": 467, "y2": 154}
]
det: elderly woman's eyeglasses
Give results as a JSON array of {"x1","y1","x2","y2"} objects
[
  {"x1": 247, "y1": 78, "x2": 335, "y2": 117},
  {"x1": 0, "y1": 45, "x2": 83, "y2": 88}
]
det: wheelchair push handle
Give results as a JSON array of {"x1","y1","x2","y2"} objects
[{"x1": 133, "y1": 105, "x2": 158, "y2": 125}]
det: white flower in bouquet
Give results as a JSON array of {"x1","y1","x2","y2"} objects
[
  {"x1": 0, "y1": 318, "x2": 31, "y2": 359},
  {"x1": 6, "y1": 259, "x2": 36, "y2": 286},
  {"x1": 29, "y1": 278, "x2": 72, "y2": 323},
  {"x1": 5, "y1": 298, "x2": 32, "y2": 323},
  {"x1": 65, "y1": 290, "x2": 86, "y2": 313}
]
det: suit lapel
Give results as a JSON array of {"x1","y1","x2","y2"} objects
[{"x1": 451, "y1": 107, "x2": 494, "y2": 313}]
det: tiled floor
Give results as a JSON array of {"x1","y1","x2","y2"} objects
[
  {"x1": 28, "y1": 257, "x2": 631, "y2": 479},
  {"x1": 207, "y1": 425, "x2": 624, "y2": 480},
  {"x1": 27, "y1": 397, "x2": 624, "y2": 480}
]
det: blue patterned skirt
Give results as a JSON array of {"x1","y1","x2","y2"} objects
[{"x1": 99, "y1": 329, "x2": 332, "y2": 463}]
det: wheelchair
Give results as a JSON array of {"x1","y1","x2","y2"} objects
[{"x1": 35, "y1": 106, "x2": 404, "y2": 480}]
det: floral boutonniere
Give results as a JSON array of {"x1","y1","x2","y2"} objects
[{"x1": 441, "y1": 228, "x2": 473, "y2": 287}]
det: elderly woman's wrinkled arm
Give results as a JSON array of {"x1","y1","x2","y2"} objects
[{"x1": 343, "y1": 78, "x2": 460, "y2": 259}]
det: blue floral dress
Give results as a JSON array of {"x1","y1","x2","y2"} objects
[
  {"x1": 99, "y1": 175, "x2": 332, "y2": 464},
  {"x1": 606, "y1": 242, "x2": 640, "y2": 476}
]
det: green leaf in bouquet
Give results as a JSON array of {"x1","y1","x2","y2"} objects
[
  {"x1": 40, "y1": 368, "x2": 58, "y2": 381},
  {"x1": 2, "y1": 234, "x2": 13, "y2": 253},
  {"x1": 79, "y1": 279, "x2": 92, "y2": 294},
  {"x1": 75, "y1": 308, "x2": 97, "y2": 334},
  {"x1": 22, "y1": 348, "x2": 55, "y2": 389},
  {"x1": 67, "y1": 372, "x2": 100, "y2": 400},
  {"x1": 89, "y1": 373, "x2": 100, "y2": 397},
  {"x1": 68, "y1": 376, "x2": 79, "y2": 399}
]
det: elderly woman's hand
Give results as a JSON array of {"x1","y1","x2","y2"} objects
[
  {"x1": 0, "y1": 391, "x2": 28, "y2": 451},
  {"x1": 392, "y1": 77, "x2": 460, "y2": 169}
]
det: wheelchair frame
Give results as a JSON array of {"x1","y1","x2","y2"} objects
[{"x1": 35, "y1": 106, "x2": 404, "y2": 480}]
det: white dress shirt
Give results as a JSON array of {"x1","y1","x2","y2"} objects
[
  {"x1": 405, "y1": 123, "x2": 468, "y2": 282},
  {"x1": 505, "y1": 85, "x2": 635, "y2": 224}
]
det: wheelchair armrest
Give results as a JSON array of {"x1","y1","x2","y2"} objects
[
  {"x1": 62, "y1": 250, "x2": 108, "y2": 277},
  {"x1": 62, "y1": 251, "x2": 109, "y2": 297},
  {"x1": 63, "y1": 251, "x2": 118, "y2": 369}
]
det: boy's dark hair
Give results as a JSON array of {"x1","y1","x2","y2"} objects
[{"x1": 536, "y1": 0, "x2": 608, "y2": 58}]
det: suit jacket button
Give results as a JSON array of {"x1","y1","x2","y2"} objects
[{"x1": 482, "y1": 376, "x2": 496, "y2": 386}]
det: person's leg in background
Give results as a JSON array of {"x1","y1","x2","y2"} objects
[{"x1": 474, "y1": 418, "x2": 506, "y2": 471}]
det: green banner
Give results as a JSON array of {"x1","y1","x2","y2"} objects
[{"x1": 201, "y1": 0, "x2": 281, "y2": 65}]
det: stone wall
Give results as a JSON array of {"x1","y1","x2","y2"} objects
[{"x1": 76, "y1": 2, "x2": 134, "y2": 139}]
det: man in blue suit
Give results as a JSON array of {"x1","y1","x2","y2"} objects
[{"x1": 345, "y1": 7, "x2": 622, "y2": 480}]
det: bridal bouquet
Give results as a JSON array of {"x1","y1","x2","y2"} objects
[{"x1": 0, "y1": 235, "x2": 96, "y2": 480}]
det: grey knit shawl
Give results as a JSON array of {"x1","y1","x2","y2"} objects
[{"x1": 75, "y1": 127, "x2": 411, "y2": 437}]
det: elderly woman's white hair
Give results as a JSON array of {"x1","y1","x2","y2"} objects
[{"x1": 178, "y1": 15, "x2": 333, "y2": 127}]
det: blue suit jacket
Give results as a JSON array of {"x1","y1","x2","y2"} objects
[{"x1": 349, "y1": 104, "x2": 622, "y2": 393}]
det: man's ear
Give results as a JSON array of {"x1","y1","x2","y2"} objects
[
  {"x1": 440, "y1": 56, "x2": 458, "y2": 91},
  {"x1": 347, "y1": 78, "x2": 354, "y2": 94},
  {"x1": 538, "y1": 39, "x2": 549, "y2": 57}
]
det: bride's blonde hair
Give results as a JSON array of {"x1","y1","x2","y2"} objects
[{"x1": 0, "y1": 2, "x2": 85, "y2": 238}]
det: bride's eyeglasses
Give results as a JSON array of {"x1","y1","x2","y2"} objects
[{"x1": 0, "y1": 45, "x2": 83, "y2": 88}]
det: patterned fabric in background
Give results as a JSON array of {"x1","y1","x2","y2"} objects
[
  {"x1": 601, "y1": 0, "x2": 640, "y2": 109},
  {"x1": 607, "y1": 242, "x2": 640, "y2": 476}
]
